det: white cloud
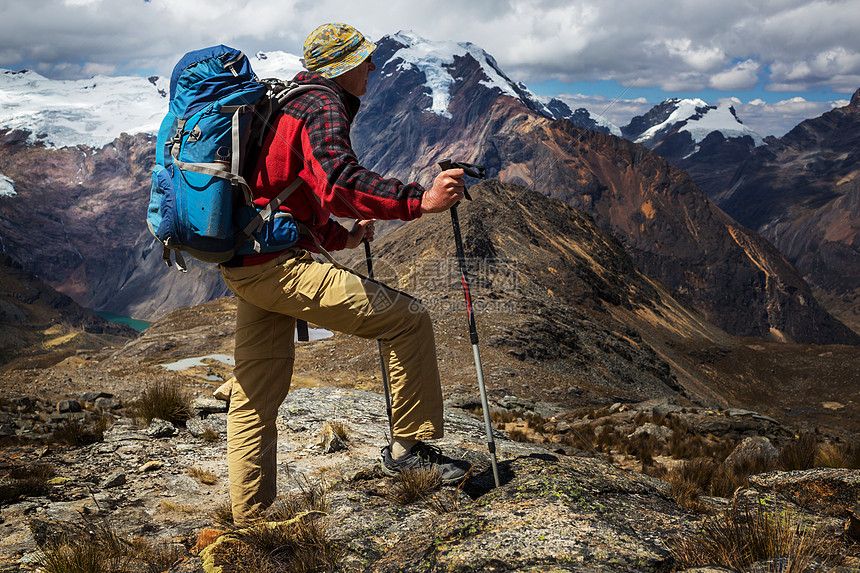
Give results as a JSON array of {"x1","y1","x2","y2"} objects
[
  {"x1": 661, "y1": 38, "x2": 726, "y2": 71},
  {"x1": 709, "y1": 59, "x2": 760, "y2": 91},
  {"x1": 554, "y1": 93, "x2": 653, "y2": 129},
  {"x1": 1, "y1": 0, "x2": 858, "y2": 108}
]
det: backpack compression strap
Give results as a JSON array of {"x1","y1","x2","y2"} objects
[{"x1": 171, "y1": 103, "x2": 257, "y2": 207}]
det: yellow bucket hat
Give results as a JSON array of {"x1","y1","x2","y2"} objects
[{"x1": 302, "y1": 23, "x2": 376, "y2": 79}]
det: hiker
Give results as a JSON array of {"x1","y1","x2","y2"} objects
[{"x1": 218, "y1": 22, "x2": 472, "y2": 524}]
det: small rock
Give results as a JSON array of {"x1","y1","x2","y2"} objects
[
  {"x1": 628, "y1": 423, "x2": 671, "y2": 441},
  {"x1": 101, "y1": 472, "x2": 126, "y2": 488},
  {"x1": 724, "y1": 436, "x2": 779, "y2": 469},
  {"x1": 187, "y1": 414, "x2": 227, "y2": 437},
  {"x1": 146, "y1": 418, "x2": 177, "y2": 438},
  {"x1": 94, "y1": 397, "x2": 121, "y2": 410},
  {"x1": 139, "y1": 460, "x2": 163, "y2": 473},
  {"x1": 444, "y1": 395, "x2": 483, "y2": 410},
  {"x1": 79, "y1": 391, "x2": 113, "y2": 404},
  {"x1": 498, "y1": 395, "x2": 536, "y2": 411},
  {"x1": 56, "y1": 400, "x2": 81, "y2": 414},
  {"x1": 191, "y1": 397, "x2": 228, "y2": 415},
  {"x1": 29, "y1": 517, "x2": 87, "y2": 548},
  {"x1": 749, "y1": 468, "x2": 860, "y2": 511},
  {"x1": 652, "y1": 402, "x2": 683, "y2": 419},
  {"x1": 12, "y1": 397, "x2": 36, "y2": 408},
  {"x1": 847, "y1": 505, "x2": 860, "y2": 543}
]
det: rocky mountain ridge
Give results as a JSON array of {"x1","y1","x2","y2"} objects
[
  {"x1": 1, "y1": 337, "x2": 857, "y2": 571},
  {"x1": 352, "y1": 41, "x2": 857, "y2": 345},
  {"x1": 0, "y1": 32, "x2": 856, "y2": 348},
  {"x1": 0, "y1": 130, "x2": 229, "y2": 322}
]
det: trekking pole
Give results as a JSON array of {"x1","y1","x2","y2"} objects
[
  {"x1": 364, "y1": 239, "x2": 393, "y2": 440},
  {"x1": 438, "y1": 159, "x2": 500, "y2": 488}
]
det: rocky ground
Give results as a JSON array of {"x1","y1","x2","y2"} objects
[
  {"x1": 1, "y1": 369, "x2": 858, "y2": 571},
  {"x1": 1, "y1": 295, "x2": 859, "y2": 571}
]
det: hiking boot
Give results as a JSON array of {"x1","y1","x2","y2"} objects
[{"x1": 380, "y1": 442, "x2": 472, "y2": 484}]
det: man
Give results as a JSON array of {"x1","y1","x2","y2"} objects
[{"x1": 219, "y1": 22, "x2": 471, "y2": 524}]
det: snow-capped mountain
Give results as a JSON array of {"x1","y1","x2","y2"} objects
[
  {"x1": 0, "y1": 69, "x2": 168, "y2": 149},
  {"x1": 379, "y1": 31, "x2": 554, "y2": 119},
  {"x1": 623, "y1": 98, "x2": 763, "y2": 148},
  {"x1": 619, "y1": 98, "x2": 764, "y2": 201},
  {"x1": 0, "y1": 52, "x2": 306, "y2": 151},
  {"x1": 248, "y1": 51, "x2": 303, "y2": 81}
]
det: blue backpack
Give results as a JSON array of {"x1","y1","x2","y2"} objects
[{"x1": 147, "y1": 45, "x2": 330, "y2": 270}]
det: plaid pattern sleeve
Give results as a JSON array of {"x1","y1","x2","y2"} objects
[{"x1": 288, "y1": 84, "x2": 426, "y2": 222}]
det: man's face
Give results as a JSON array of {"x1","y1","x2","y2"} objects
[{"x1": 333, "y1": 55, "x2": 376, "y2": 97}]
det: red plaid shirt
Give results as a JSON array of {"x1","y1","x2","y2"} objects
[{"x1": 236, "y1": 72, "x2": 425, "y2": 266}]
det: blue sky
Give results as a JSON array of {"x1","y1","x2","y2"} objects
[{"x1": 1, "y1": 0, "x2": 858, "y2": 137}]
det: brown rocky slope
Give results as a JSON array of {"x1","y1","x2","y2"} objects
[
  {"x1": 0, "y1": 130, "x2": 229, "y2": 321},
  {"x1": 717, "y1": 89, "x2": 860, "y2": 334}
]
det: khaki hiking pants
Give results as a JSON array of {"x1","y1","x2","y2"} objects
[{"x1": 219, "y1": 248, "x2": 444, "y2": 524}]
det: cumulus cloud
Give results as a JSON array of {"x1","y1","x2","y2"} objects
[
  {"x1": 1, "y1": 0, "x2": 858, "y2": 113},
  {"x1": 554, "y1": 93, "x2": 653, "y2": 130},
  {"x1": 709, "y1": 60, "x2": 760, "y2": 91}
]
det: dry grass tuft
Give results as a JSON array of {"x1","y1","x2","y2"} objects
[
  {"x1": 54, "y1": 415, "x2": 109, "y2": 447},
  {"x1": 666, "y1": 458, "x2": 716, "y2": 513},
  {"x1": 35, "y1": 519, "x2": 184, "y2": 573},
  {"x1": 425, "y1": 466, "x2": 473, "y2": 515},
  {"x1": 670, "y1": 497, "x2": 841, "y2": 572},
  {"x1": 1, "y1": 463, "x2": 56, "y2": 504},
  {"x1": 133, "y1": 380, "x2": 191, "y2": 425},
  {"x1": 205, "y1": 477, "x2": 340, "y2": 573},
  {"x1": 200, "y1": 427, "x2": 220, "y2": 442},
  {"x1": 508, "y1": 428, "x2": 530, "y2": 442},
  {"x1": 211, "y1": 500, "x2": 234, "y2": 527},
  {"x1": 666, "y1": 452, "x2": 778, "y2": 509},
  {"x1": 385, "y1": 466, "x2": 443, "y2": 505},
  {"x1": 625, "y1": 433, "x2": 659, "y2": 471},
  {"x1": 815, "y1": 440, "x2": 860, "y2": 469},
  {"x1": 325, "y1": 419, "x2": 351, "y2": 442},
  {"x1": 188, "y1": 466, "x2": 218, "y2": 485},
  {"x1": 159, "y1": 500, "x2": 196, "y2": 514},
  {"x1": 779, "y1": 434, "x2": 819, "y2": 471}
]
